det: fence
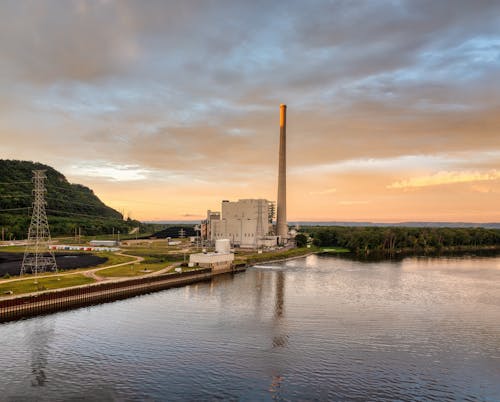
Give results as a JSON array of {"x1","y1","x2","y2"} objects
[{"x1": 0, "y1": 268, "x2": 212, "y2": 323}]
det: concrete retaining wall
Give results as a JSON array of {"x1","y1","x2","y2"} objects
[{"x1": 0, "y1": 269, "x2": 217, "y2": 323}]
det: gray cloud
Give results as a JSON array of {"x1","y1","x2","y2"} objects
[{"x1": 1, "y1": 0, "x2": 499, "y2": 185}]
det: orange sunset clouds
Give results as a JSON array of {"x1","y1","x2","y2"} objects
[{"x1": 1, "y1": 1, "x2": 499, "y2": 222}]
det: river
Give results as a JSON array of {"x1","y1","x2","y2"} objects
[{"x1": 1, "y1": 254, "x2": 499, "y2": 401}]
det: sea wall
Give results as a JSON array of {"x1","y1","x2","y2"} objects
[{"x1": 0, "y1": 267, "x2": 244, "y2": 323}]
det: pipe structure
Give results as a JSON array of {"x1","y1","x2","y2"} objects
[{"x1": 276, "y1": 104, "x2": 288, "y2": 241}]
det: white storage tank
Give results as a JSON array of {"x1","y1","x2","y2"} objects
[{"x1": 215, "y1": 239, "x2": 231, "y2": 254}]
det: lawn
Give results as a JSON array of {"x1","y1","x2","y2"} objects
[
  {"x1": 97, "y1": 259, "x2": 174, "y2": 278},
  {"x1": 242, "y1": 247, "x2": 320, "y2": 264},
  {"x1": 92, "y1": 252, "x2": 137, "y2": 268},
  {"x1": 0, "y1": 274, "x2": 95, "y2": 297},
  {"x1": 321, "y1": 247, "x2": 350, "y2": 253},
  {"x1": 0, "y1": 245, "x2": 27, "y2": 253}
]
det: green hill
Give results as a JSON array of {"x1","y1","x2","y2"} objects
[{"x1": 0, "y1": 160, "x2": 135, "y2": 240}]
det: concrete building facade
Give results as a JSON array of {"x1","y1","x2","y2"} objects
[{"x1": 206, "y1": 199, "x2": 275, "y2": 248}]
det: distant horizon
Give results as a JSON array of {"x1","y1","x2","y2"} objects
[{"x1": 144, "y1": 219, "x2": 500, "y2": 228}]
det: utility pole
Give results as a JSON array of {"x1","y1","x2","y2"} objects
[{"x1": 21, "y1": 170, "x2": 57, "y2": 277}]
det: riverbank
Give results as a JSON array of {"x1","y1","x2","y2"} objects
[
  {"x1": 240, "y1": 246, "x2": 322, "y2": 265},
  {"x1": 0, "y1": 266, "x2": 248, "y2": 322},
  {"x1": 340, "y1": 245, "x2": 500, "y2": 261},
  {"x1": 0, "y1": 246, "x2": 319, "y2": 321}
]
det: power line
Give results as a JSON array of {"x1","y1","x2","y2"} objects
[
  {"x1": 45, "y1": 184, "x2": 81, "y2": 192},
  {"x1": 45, "y1": 197, "x2": 108, "y2": 208},
  {"x1": 0, "y1": 207, "x2": 30, "y2": 212},
  {"x1": 0, "y1": 181, "x2": 32, "y2": 185},
  {"x1": 46, "y1": 209, "x2": 125, "y2": 221},
  {"x1": 0, "y1": 192, "x2": 107, "y2": 208}
]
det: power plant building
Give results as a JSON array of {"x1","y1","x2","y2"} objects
[
  {"x1": 200, "y1": 104, "x2": 289, "y2": 248},
  {"x1": 203, "y1": 199, "x2": 276, "y2": 248}
]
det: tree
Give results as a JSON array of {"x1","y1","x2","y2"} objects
[{"x1": 295, "y1": 233, "x2": 308, "y2": 248}]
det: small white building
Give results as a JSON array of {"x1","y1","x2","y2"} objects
[{"x1": 189, "y1": 239, "x2": 234, "y2": 273}]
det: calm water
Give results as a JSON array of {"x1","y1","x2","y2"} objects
[{"x1": 1, "y1": 254, "x2": 499, "y2": 401}]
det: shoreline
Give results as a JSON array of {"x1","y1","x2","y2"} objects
[
  {"x1": 0, "y1": 266, "x2": 245, "y2": 323},
  {"x1": 2, "y1": 245, "x2": 499, "y2": 322},
  {"x1": 247, "y1": 251, "x2": 317, "y2": 266}
]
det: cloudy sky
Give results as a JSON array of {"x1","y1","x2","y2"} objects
[{"x1": 1, "y1": 0, "x2": 499, "y2": 222}]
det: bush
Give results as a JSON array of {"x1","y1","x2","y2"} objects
[{"x1": 295, "y1": 233, "x2": 308, "y2": 248}]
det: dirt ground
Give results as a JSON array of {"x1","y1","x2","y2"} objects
[{"x1": 0, "y1": 253, "x2": 107, "y2": 276}]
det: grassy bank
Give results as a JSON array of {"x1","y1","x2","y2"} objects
[
  {"x1": 0, "y1": 274, "x2": 95, "y2": 297},
  {"x1": 92, "y1": 252, "x2": 136, "y2": 268},
  {"x1": 240, "y1": 247, "x2": 320, "y2": 265},
  {"x1": 320, "y1": 247, "x2": 350, "y2": 254}
]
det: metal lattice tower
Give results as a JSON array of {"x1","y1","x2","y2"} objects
[{"x1": 21, "y1": 170, "x2": 57, "y2": 276}]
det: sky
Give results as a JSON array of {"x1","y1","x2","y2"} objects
[{"x1": 1, "y1": 0, "x2": 499, "y2": 222}]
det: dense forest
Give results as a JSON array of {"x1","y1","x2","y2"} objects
[
  {"x1": 0, "y1": 160, "x2": 141, "y2": 239},
  {"x1": 306, "y1": 226, "x2": 500, "y2": 254}
]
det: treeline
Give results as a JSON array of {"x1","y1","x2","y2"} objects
[
  {"x1": 306, "y1": 226, "x2": 500, "y2": 254},
  {"x1": 0, "y1": 160, "x2": 123, "y2": 219},
  {"x1": 0, "y1": 159, "x2": 156, "y2": 240},
  {"x1": 0, "y1": 214, "x2": 141, "y2": 240}
]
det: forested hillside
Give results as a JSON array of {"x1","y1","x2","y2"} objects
[
  {"x1": 307, "y1": 226, "x2": 500, "y2": 255},
  {"x1": 0, "y1": 160, "x2": 138, "y2": 239}
]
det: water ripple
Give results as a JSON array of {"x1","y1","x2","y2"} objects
[{"x1": 1, "y1": 254, "x2": 499, "y2": 400}]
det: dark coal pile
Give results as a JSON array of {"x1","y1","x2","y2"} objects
[
  {"x1": 0, "y1": 253, "x2": 107, "y2": 277},
  {"x1": 146, "y1": 226, "x2": 196, "y2": 239}
]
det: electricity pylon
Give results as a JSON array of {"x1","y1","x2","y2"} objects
[{"x1": 20, "y1": 170, "x2": 57, "y2": 276}]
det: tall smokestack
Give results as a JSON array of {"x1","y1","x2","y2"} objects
[{"x1": 276, "y1": 104, "x2": 287, "y2": 241}]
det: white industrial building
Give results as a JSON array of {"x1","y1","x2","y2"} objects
[
  {"x1": 202, "y1": 199, "x2": 277, "y2": 248},
  {"x1": 189, "y1": 239, "x2": 234, "y2": 272}
]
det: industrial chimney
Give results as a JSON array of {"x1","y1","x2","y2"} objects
[{"x1": 276, "y1": 104, "x2": 288, "y2": 242}]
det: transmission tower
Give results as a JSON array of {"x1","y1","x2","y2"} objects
[{"x1": 21, "y1": 170, "x2": 57, "y2": 276}]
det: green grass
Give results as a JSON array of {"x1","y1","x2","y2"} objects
[
  {"x1": 321, "y1": 247, "x2": 350, "y2": 253},
  {"x1": 123, "y1": 244, "x2": 191, "y2": 256},
  {"x1": 0, "y1": 245, "x2": 26, "y2": 253},
  {"x1": 97, "y1": 261, "x2": 172, "y2": 278},
  {"x1": 93, "y1": 252, "x2": 137, "y2": 268},
  {"x1": 0, "y1": 274, "x2": 95, "y2": 297},
  {"x1": 242, "y1": 247, "x2": 320, "y2": 264}
]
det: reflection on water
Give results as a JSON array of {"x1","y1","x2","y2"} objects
[
  {"x1": 272, "y1": 271, "x2": 287, "y2": 350},
  {"x1": 1, "y1": 254, "x2": 499, "y2": 401},
  {"x1": 274, "y1": 271, "x2": 285, "y2": 318},
  {"x1": 27, "y1": 321, "x2": 54, "y2": 387}
]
